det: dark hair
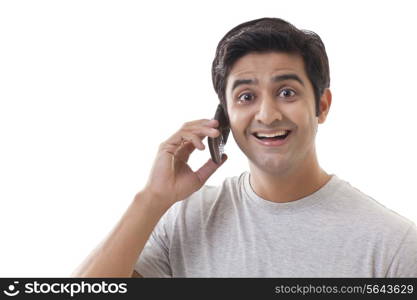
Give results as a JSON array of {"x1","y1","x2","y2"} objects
[{"x1": 211, "y1": 17, "x2": 330, "y2": 117}]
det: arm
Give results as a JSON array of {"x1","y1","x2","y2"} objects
[
  {"x1": 72, "y1": 190, "x2": 168, "y2": 278},
  {"x1": 72, "y1": 119, "x2": 226, "y2": 278},
  {"x1": 385, "y1": 223, "x2": 417, "y2": 278},
  {"x1": 132, "y1": 270, "x2": 143, "y2": 278}
]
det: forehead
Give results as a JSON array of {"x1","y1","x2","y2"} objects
[{"x1": 227, "y1": 51, "x2": 307, "y2": 83}]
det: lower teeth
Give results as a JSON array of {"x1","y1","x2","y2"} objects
[{"x1": 259, "y1": 136, "x2": 285, "y2": 140}]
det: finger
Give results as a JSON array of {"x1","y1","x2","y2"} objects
[
  {"x1": 186, "y1": 119, "x2": 218, "y2": 127},
  {"x1": 182, "y1": 134, "x2": 205, "y2": 150},
  {"x1": 175, "y1": 126, "x2": 221, "y2": 163},
  {"x1": 177, "y1": 120, "x2": 220, "y2": 141},
  {"x1": 160, "y1": 132, "x2": 201, "y2": 156},
  {"x1": 182, "y1": 120, "x2": 220, "y2": 138},
  {"x1": 195, "y1": 153, "x2": 228, "y2": 185},
  {"x1": 160, "y1": 120, "x2": 220, "y2": 156},
  {"x1": 174, "y1": 140, "x2": 196, "y2": 162},
  {"x1": 163, "y1": 127, "x2": 219, "y2": 153}
]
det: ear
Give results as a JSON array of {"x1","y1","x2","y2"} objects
[{"x1": 318, "y1": 88, "x2": 332, "y2": 124}]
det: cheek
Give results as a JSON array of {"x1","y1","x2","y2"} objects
[
  {"x1": 229, "y1": 110, "x2": 250, "y2": 133},
  {"x1": 286, "y1": 104, "x2": 316, "y2": 136}
]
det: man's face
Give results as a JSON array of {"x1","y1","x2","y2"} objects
[{"x1": 225, "y1": 51, "x2": 327, "y2": 176}]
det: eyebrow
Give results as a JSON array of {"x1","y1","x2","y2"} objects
[{"x1": 231, "y1": 73, "x2": 305, "y2": 92}]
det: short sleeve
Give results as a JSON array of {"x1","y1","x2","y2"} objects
[
  {"x1": 386, "y1": 223, "x2": 417, "y2": 277},
  {"x1": 134, "y1": 202, "x2": 180, "y2": 278}
]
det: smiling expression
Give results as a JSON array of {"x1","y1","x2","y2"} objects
[{"x1": 225, "y1": 51, "x2": 329, "y2": 176}]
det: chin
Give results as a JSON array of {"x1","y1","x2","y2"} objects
[{"x1": 250, "y1": 156, "x2": 293, "y2": 176}]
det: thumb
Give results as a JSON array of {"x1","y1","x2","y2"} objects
[{"x1": 195, "y1": 154, "x2": 228, "y2": 184}]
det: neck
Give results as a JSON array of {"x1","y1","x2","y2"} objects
[{"x1": 248, "y1": 147, "x2": 331, "y2": 203}]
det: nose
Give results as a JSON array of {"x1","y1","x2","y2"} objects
[{"x1": 254, "y1": 94, "x2": 283, "y2": 125}]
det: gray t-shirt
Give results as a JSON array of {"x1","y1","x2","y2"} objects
[{"x1": 135, "y1": 172, "x2": 417, "y2": 277}]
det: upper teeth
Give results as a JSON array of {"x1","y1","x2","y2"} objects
[{"x1": 255, "y1": 130, "x2": 289, "y2": 138}]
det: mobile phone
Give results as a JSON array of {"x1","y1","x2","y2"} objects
[{"x1": 208, "y1": 104, "x2": 230, "y2": 164}]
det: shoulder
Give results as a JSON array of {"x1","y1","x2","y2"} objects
[{"x1": 331, "y1": 175, "x2": 414, "y2": 236}]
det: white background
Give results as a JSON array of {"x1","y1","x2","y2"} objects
[{"x1": 1, "y1": 0, "x2": 416, "y2": 277}]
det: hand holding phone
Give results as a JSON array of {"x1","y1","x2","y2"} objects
[
  {"x1": 208, "y1": 104, "x2": 230, "y2": 164},
  {"x1": 142, "y1": 117, "x2": 227, "y2": 207}
]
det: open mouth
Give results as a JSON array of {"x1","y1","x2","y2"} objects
[{"x1": 252, "y1": 130, "x2": 291, "y2": 141}]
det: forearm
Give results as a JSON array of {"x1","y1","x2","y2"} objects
[{"x1": 72, "y1": 191, "x2": 169, "y2": 277}]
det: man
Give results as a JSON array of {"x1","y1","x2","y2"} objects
[{"x1": 73, "y1": 18, "x2": 417, "y2": 277}]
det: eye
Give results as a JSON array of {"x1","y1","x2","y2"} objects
[
  {"x1": 278, "y1": 88, "x2": 296, "y2": 98},
  {"x1": 237, "y1": 92, "x2": 255, "y2": 102}
]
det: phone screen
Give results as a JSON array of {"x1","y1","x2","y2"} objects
[{"x1": 208, "y1": 104, "x2": 230, "y2": 164}]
